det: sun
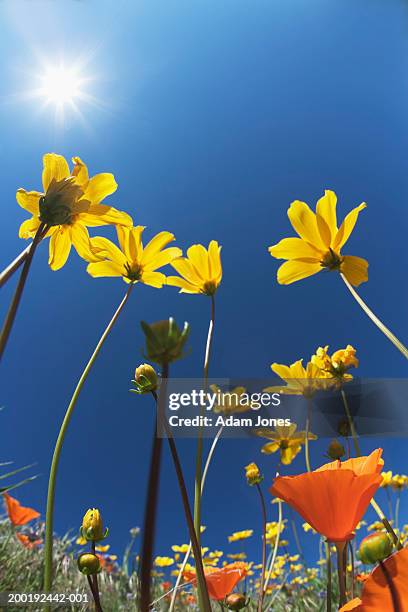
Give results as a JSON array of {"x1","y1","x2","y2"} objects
[{"x1": 38, "y1": 64, "x2": 85, "y2": 106}]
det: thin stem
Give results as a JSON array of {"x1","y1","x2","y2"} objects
[
  {"x1": 91, "y1": 542, "x2": 103, "y2": 612},
  {"x1": 256, "y1": 483, "x2": 267, "y2": 612},
  {"x1": 0, "y1": 223, "x2": 46, "y2": 360},
  {"x1": 194, "y1": 294, "x2": 215, "y2": 611},
  {"x1": 263, "y1": 499, "x2": 282, "y2": 594},
  {"x1": 139, "y1": 362, "x2": 168, "y2": 612},
  {"x1": 87, "y1": 575, "x2": 103, "y2": 612},
  {"x1": 379, "y1": 560, "x2": 400, "y2": 612},
  {"x1": 395, "y1": 491, "x2": 401, "y2": 532},
  {"x1": 349, "y1": 541, "x2": 355, "y2": 600},
  {"x1": 335, "y1": 541, "x2": 347, "y2": 608},
  {"x1": 326, "y1": 541, "x2": 332, "y2": 612},
  {"x1": 169, "y1": 426, "x2": 224, "y2": 612},
  {"x1": 43, "y1": 285, "x2": 133, "y2": 592},
  {"x1": 304, "y1": 398, "x2": 312, "y2": 472},
  {"x1": 151, "y1": 390, "x2": 211, "y2": 611},
  {"x1": 0, "y1": 244, "x2": 31, "y2": 289},
  {"x1": 341, "y1": 273, "x2": 408, "y2": 360},
  {"x1": 341, "y1": 389, "x2": 361, "y2": 456}
]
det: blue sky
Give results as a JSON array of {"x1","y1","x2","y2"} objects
[{"x1": 1, "y1": 0, "x2": 408, "y2": 571}]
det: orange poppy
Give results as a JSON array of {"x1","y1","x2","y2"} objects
[
  {"x1": 184, "y1": 562, "x2": 247, "y2": 601},
  {"x1": 3, "y1": 493, "x2": 40, "y2": 526},
  {"x1": 270, "y1": 449, "x2": 383, "y2": 542},
  {"x1": 340, "y1": 548, "x2": 408, "y2": 611},
  {"x1": 16, "y1": 533, "x2": 42, "y2": 549}
]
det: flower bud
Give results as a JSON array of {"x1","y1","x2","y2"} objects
[
  {"x1": 77, "y1": 553, "x2": 101, "y2": 575},
  {"x1": 244, "y1": 462, "x2": 263, "y2": 486},
  {"x1": 359, "y1": 532, "x2": 393, "y2": 565},
  {"x1": 80, "y1": 508, "x2": 108, "y2": 542},
  {"x1": 132, "y1": 363, "x2": 158, "y2": 394},
  {"x1": 224, "y1": 593, "x2": 248, "y2": 610},
  {"x1": 327, "y1": 439, "x2": 345, "y2": 460},
  {"x1": 141, "y1": 318, "x2": 190, "y2": 366},
  {"x1": 337, "y1": 418, "x2": 351, "y2": 438},
  {"x1": 39, "y1": 178, "x2": 83, "y2": 226}
]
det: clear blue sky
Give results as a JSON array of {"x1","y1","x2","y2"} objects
[{"x1": 1, "y1": 0, "x2": 408, "y2": 570}]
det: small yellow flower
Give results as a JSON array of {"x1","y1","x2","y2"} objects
[
  {"x1": 269, "y1": 190, "x2": 368, "y2": 286},
  {"x1": 391, "y1": 474, "x2": 408, "y2": 491},
  {"x1": 167, "y1": 241, "x2": 222, "y2": 295},
  {"x1": 76, "y1": 536, "x2": 87, "y2": 546},
  {"x1": 302, "y1": 522, "x2": 317, "y2": 534},
  {"x1": 255, "y1": 424, "x2": 317, "y2": 465},
  {"x1": 245, "y1": 462, "x2": 263, "y2": 486},
  {"x1": 265, "y1": 358, "x2": 332, "y2": 398},
  {"x1": 227, "y1": 553, "x2": 247, "y2": 560},
  {"x1": 172, "y1": 544, "x2": 190, "y2": 553},
  {"x1": 95, "y1": 544, "x2": 110, "y2": 553},
  {"x1": 17, "y1": 154, "x2": 132, "y2": 270},
  {"x1": 289, "y1": 555, "x2": 300, "y2": 562},
  {"x1": 154, "y1": 556, "x2": 174, "y2": 567},
  {"x1": 228, "y1": 530, "x2": 253, "y2": 543},
  {"x1": 381, "y1": 471, "x2": 393, "y2": 488},
  {"x1": 87, "y1": 226, "x2": 181, "y2": 286},
  {"x1": 311, "y1": 345, "x2": 358, "y2": 384}
]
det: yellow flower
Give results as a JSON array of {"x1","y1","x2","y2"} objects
[
  {"x1": 17, "y1": 154, "x2": 132, "y2": 270},
  {"x1": 265, "y1": 521, "x2": 286, "y2": 543},
  {"x1": 228, "y1": 530, "x2": 253, "y2": 542},
  {"x1": 227, "y1": 553, "x2": 247, "y2": 560},
  {"x1": 167, "y1": 241, "x2": 222, "y2": 295},
  {"x1": 245, "y1": 462, "x2": 263, "y2": 486},
  {"x1": 391, "y1": 474, "x2": 408, "y2": 491},
  {"x1": 86, "y1": 226, "x2": 182, "y2": 286},
  {"x1": 154, "y1": 556, "x2": 174, "y2": 567},
  {"x1": 265, "y1": 359, "x2": 332, "y2": 398},
  {"x1": 80, "y1": 508, "x2": 108, "y2": 542},
  {"x1": 269, "y1": 190, "x2": 368, "y2": 286},
  {"x1": 95, "y1": 544, "x2": 110, "y2": 553},
  {"x1": 302, "y1": 522, "x2": 317, "y2": 534},
  {"x1": 289, "y1": 555, "x2": 300, "y2": 562},
  {"x1": 367, "y1": 521, "x2": 386, "y2": 532},
  {"x1": 255, "y1": 424, "x2": 316, "y2": 465},
  {"x1": 172, "y1": 544, "x2": 190, "y2": 553},
  {"x1": 76, "y1": 536, "x2": 87, "y2": 546},
  {"x1": 381, "y1": 471, "x2": 393, "y2": 488},
  {"x1": 311, "y1": 344, "x2": 358, "y2": 383}
]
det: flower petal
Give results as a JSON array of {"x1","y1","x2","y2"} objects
[
  {"x1": 166, "y1": 276, "x2": 201, "y2": 293},
  {"x1": 86, "y1": 260, "x2": 125, "y2": 278},
  {"x1": 261, "y1": 442, "x2": 279, "y2": 454},
  {"x1": 316, "y1": 190, "x2": 338, "y2": 247},
  {"x1": 171, "y1": 258, "x2": 202, "y2": 285},
  {"x1": 48, "y1": 226, "x2": 72, "y2": 270},
  {"x1": 269, "y1": 238, "x2": 322, "y2": 260},
  {"x1": 333, "y1": 203, "x2": 366, "y2": 251},
  {"x1": 340, "y1": 255, "x2": 368, "y2": 287},
  {"x1": 89, "y1": 236, "x2": 127, "y2": 265},
  {"x1": 71, "y1": 156, "x2": 89, "y2": 187},
  {"x1": 42, "y1": 154, "x2": 70, "y2": 191},
  {"x1": 82, "y1": 173, "x2": 117, "y2": 205},
  {"x1": 287, "y1": 200, "x2": 326, "y2": 250},
  {"x1": 141, "y1": 271, "x2": 167, "y2": 288},
  {"x1": 16, "y1": 189, "x2": 41, "y2": 215},
  {"x1": 276, "y1": 260, "x2": 323, "y2": 285},
  {"x1": 141, "y1": 231, "x2": 176, "y2": 265},
  {"x1": 187, "y1": 244, "x2": 210, "y2": 279},
  {"x1": 70, "y1": 223, "x2": 94, "y2": 262},
  {"x1": 208, "y1": 240, "x2": 222, "y2": 281},
  {"x1": 78, "y1": 204, "x2": 133, "y2": 227},
  {"x1": 143, "y1": 247, "x2": 182, "y2": 272},
  {"x1": 19, "y1": 217, "x2": 41, "y2": 239}
]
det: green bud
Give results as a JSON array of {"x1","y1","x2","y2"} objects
[
  {"x1": 141, "y1": 318, "x2": 190, "y2": 366},
  {"x1": 337, "y1": 418, "x2": 351, "y2": 438},
  {"x1": 80, "y1": 508, "x2": 108, "y2": 542},
  {"x1": 39, "y1": 178, "x2": 84, "y2": 226},
  {"x1": 327, "y1": 439, "x2": 345, "y2": 460},
  {"x1": 77, "y1": 553, "x2": 101, "y2": 575},
  {"x1": 359, "y1": 532, "x2": 393, "y2": 565},
  {"x1": 132, "y1": 363, "x2": 158, "y2": 394},
  {"x1": 224, "y1": 593, "x2": 248, "y2": 610}
]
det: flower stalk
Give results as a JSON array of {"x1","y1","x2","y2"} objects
[
  {"x1": 256, "y1": 483, "x2": 267, "y2": 612},
  {"x1": 263, "y1": 498, "x2": 282, "y2": 594}
]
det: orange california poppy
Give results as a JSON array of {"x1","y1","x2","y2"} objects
[
  {"x1": 184, "y1": 562, "x2": 247, "y2": 601},
  {"x1": 270, "y1": 449, "x2": 383, "y2": 542},
  {"x1": 3, "y1": 493, "x2": 40, "y2": 526},
  {"x1": 339, "y1": 548, "x2": 408, "y2": 611},
  {"x1": 16, "y1": 533, "x2": 42, "y2": 549}
]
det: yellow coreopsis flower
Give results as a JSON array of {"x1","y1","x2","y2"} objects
[
  {"x1": 311, "y1": 344, "x2": 359, "y2": 384},
  {"x1": 17, "y1": 154, "x2": 132, "y2": 270},
  {"x1": 391, "y1": 474, "x2": 408, "y2": 491},
  {"x1": 172, "y1": 544, "x2": 190, "y2": 554},
  {"x1": 265, "y1": 359, "x2": 332, "y2": 398},
  {"x1": 154, "y1": 556, "x2": 174, "y2": 567},
  {"x1": 269, "y1": 190, "x2": 368, "y2": 286},
  {"x1": 255, "y1": 424, "x2": 317, "y2": 465},
  {"x1": 228, "y1": 530, "x2": 253, "y2": 543},
  {"x1": 167, "y1": 241, "x2": 222, "y2": 295},
  {"x1": 86, "y1": 226, "x2": 182, "y2": 287},
  {"x1": 380, "y1": 471, "x2": 393, "y2": 488}
]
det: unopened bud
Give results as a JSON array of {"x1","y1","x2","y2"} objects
[
  {"x1": 77, "y1": 553, "x2": 100, "y2": 575},
  {"x1": 359, "y1": 532, "x2": 393, "y2": 565},
  {"x1": 132, "y1": 363, "x2": 158, "y2": 394},
  {"x1": 224, "y1": 593, "x2": 248, "y2": 610},
  {"x1": 80, "y1": 508, "x2": 108, "y2": 542},
  {"x1": 327, "y1": 439, "x2": 345, "y2": 460}
]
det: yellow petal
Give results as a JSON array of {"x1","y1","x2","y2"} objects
[
  {"x1": 208, "y1": 240, "x2": 222, "y2": 281},
  {"x1": 271, "y1": 363, "x2": 292, "y2": 381},
  {"x1": 16, "y1": 189, "x2": 41, "y2": 215},
  {"x1": 89, "y1": 236, "x2": 127, "y2": 265},
  {"x1": 288, "y1": 359, "x2": 307, "y2": 378},
  {"x1": 287, "y1": 200, "x2": 326, "y2": 249},
  {"x1": 333, "y1": 203, "x2": 366, "y2": 251},
  {"x1": 42, "y1": 154, "x2": 70, "y2": 191},
  {"x1": 186, "y1": 244, "x2": 210, "y2": 279},
  {"x1": 261, "y1": 442, "x2": 279, "y2": 454},
  {"x1": 70, "y1": 223, "x2": 94, "y2": 261},
  {"x1": 269, "y1": 238, "x2": 321, "y2": 260},
  {"x1": 87, "y1": 260, "x2": 125, "y2": 278},
  {"x1": 171, "y1": 258, "x2": 202, "y2": 285},
  {"x1": 166, "y1": 276, "x2": 201, "y2": 293},
  {"x1": 281, "y1": 445, "x2": 301, "y2": 465},
  {"x1": 276, "y1": 260, "x2": 322, "y2": 285},
  {"x1": 71, "y1": 156, "x2": 89, "y2": 187},
  {"x1": 340, "y1": 255, "x2": 368, "y2": 287},
  {"x1": 141, "y1": 232, "x2": 176, "y2": 266},
  {"x1": 48, "y1": 226, "x2": 72, "y2": 270},
  {"x1": 316, "y1": 190, "x2": 338, "y2": 247},
  {"x1": 141, "y1": 271, "x2": 167, "y2": 288},
  {"x1": 143, "y1": 247, "x2": 182, "y2": 272},
  {"x1": 78, "y1": 205, "x2": 133, "y2": 227},
  {"x1": 116, "y1": 226, "x2": 144, "y2": 262},
  {"x1": 82, "y1": 173, "x2": 117, "y2": 205},
  {"x1": 19, "y1": 217, "x2": 41, "y2": 239}
]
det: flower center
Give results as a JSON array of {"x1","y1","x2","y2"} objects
[
  {"x1": 320, "y1": 248, "x2": 343, "y2": 271},
  {"x1": 202, "y1": 280, "x2": 217, "y2": 295},
  {"x1": 39, "y1": 178, "x2": 83, "y2": 226},
  {"x1": 124, "y1": 261, "x2": 143, "y2": 282}
]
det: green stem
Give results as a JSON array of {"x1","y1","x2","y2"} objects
[
  {"x1": 194, "y1": 294, "x2": 215, "y2": 611},
  {"x1": 0, "y1": 223, "x2": 46, "y2": 361},
  {"x1": 341, "y1": 273, "x2": 408, "y2": 360},
  {"x1": 0, "y1": 244, "x2": 31, "y2": 289},
  {"x1": 395, "y1": 491, "x2": 401, "y2": 532},
  {"x1": 335, "y1": 541, "x2": 347, "y2": 608},
  {"x1": 349, "y1": 541, "x2": 355, "y2": 600},
  {"x1": 256, "y1": 483, "x2": 267, "y2": 612},
  {"x1": 263, "y1": 499, "x2": 282, "y2": 594},
  {"x1": 91, "y1": 541, "x2": 103, "y2": 612},
  {"x1": 326, "y1": 541, "x2": 332, "y2": 612},
  {"x1": 43, "y1": 284, "x2": 133, "y2": 592},
  {"x1": 304, "y1": 398, "x2": 312, "y2": 472},
  {"x1": 340, "y1": 388, "x2": 361, "y2": 456}
]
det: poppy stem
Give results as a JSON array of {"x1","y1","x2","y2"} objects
[
  {"x1": 255, "y1": 483, "x2": 267, "y2": 612},
  {"x1": 379, "y1": 560, "x2": 400, "y2": 612},
  {"x1": 304, "y1": 398, "x2": 312, "y2": 472},
  {"x1": 194, "y1": 294, "x2": 215, "y2": 611},
  {"x1": 340, "y1": 273, "x2": 408, "y2": 360},
  {"x1": 263, "y1": 499, "x2": 283, "y2": 594},
  {"x1": 150, "y1": 389, "x2": 211, "y2": 612},
  {"x1": 335, "y1": 541, "x2": 347, "y2": 607},
  {"x1": 169, "y1": 426, "x2": 224, "y2": 612},
  {"x1": 349, "y1": 541, "x2": 355, "y2": 599},
  {"x1": 0, "y1": 223, "x2": 46, "y2": 361},
  {"x1": 43, "y1": 284, "x2": 134, "y2": 594},
  {"x1": 325, "y1": 541, "x2": 332, "y2": 612}
]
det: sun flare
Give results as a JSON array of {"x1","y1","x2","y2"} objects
[{"x1": 38, "y1": 64, "x2": 85, "y2": 106}]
